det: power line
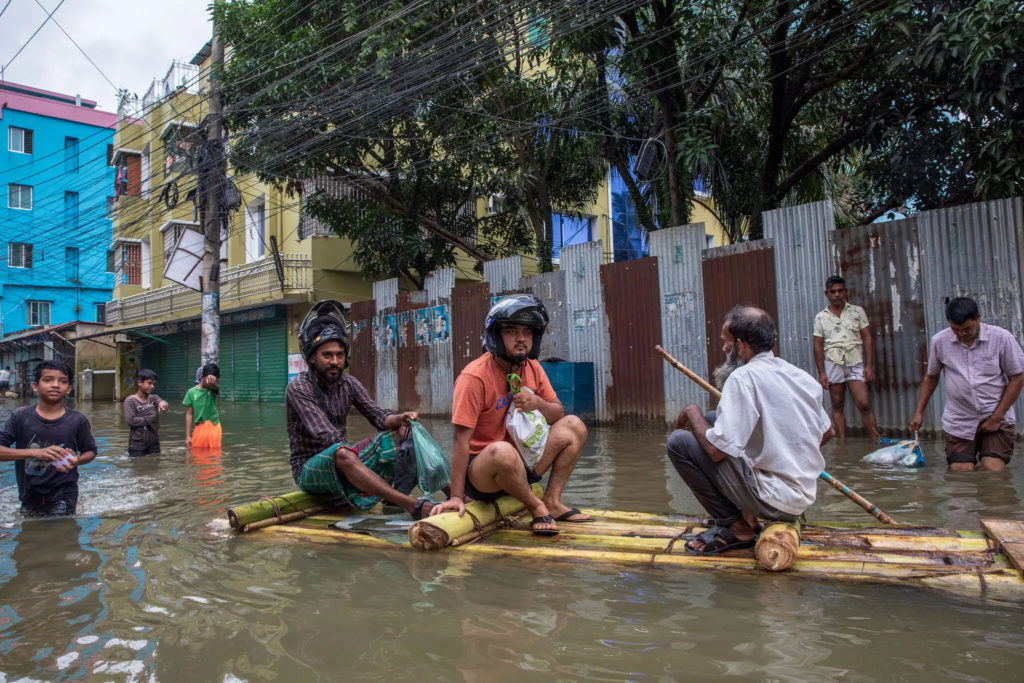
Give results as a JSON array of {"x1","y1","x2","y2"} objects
[
  {"x1": 2, "y1": 0, "x2": 67, "y2": 73},
  {"x1": 32, "y1": 0, "x2": 117, "y2": 92}
]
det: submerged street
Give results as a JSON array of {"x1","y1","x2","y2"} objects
[{"x1": 1, "y1": 398, "x2": 1022, "y2": 681}]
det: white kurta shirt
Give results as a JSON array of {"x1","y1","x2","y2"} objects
[{"x1": 706, "y1": 351, "x2": 831, "y2": 515}]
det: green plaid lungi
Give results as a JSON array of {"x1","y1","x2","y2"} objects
[{"x1": 295, "y1": 432, "x2": 398, "y2": 510}]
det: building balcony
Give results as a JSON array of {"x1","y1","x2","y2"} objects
[{"x1": 105, "y1": 254, "x2": 312, "y2": 327}]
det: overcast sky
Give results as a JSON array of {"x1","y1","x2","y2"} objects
[{"x1": 0, "y1": 0, "x2": 213, "y2": 111}]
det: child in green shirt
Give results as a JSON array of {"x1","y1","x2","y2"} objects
[{"x1": 185, "y1": 363, "x2": 221, "y2": 449}]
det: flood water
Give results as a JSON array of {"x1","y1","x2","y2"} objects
[{"x1": 2, "y1": 398, "x2": 1023, "y2": 681}]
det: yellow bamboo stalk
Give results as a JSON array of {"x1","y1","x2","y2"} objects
[
  {"x1": 756, "y1": 520, "x2": 802, "y2": 571},
  {"x1": 408, "y1": 484, "x2": 544, "y2": 550}
]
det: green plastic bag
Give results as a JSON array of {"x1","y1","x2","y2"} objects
[{"x1": 411, "y1": 420, "x2": 450, "y2": 493}]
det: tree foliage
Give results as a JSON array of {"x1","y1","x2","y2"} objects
[{"x1": 216, "y1": 0, "x2": 1023, "y2": 274}]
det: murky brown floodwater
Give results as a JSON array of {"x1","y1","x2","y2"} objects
[{"x1": 1, "y1": 398, "x2": 1023, "y2": 682}]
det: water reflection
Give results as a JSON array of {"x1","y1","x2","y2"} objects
[{"x1": 0, "y1": 399, "x2": 1022, "y2": 681}]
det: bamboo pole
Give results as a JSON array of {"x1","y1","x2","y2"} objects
[
  {"x1": 755, "y1": 519, "x2": 802, "y2": 571},
  {"x1": 227, "y1": 490, "x2": 341, "y2": 530},
  {"x1": 408, "y1": 484, "x2": 544, "y2": 550},
  {"x1": 654, "y1": 344, "x2": 899, "y2": 525}
]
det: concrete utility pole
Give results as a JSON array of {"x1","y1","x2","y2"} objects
[{"x1": 201, "y1": 9, "x2": 225, "y2": 367}]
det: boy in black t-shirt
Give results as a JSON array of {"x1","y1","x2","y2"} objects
[
  {"x1": 124, "y1": 368, "x2": 168, "y2": 456},
  {"x1": 0, "y1": 360, "x2": 97, "y2": 516}
]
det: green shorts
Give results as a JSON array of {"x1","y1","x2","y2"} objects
[{"x1": 295, "y1": 432, "x2": 397, "y2": 510}]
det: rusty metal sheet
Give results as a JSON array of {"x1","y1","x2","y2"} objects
[
  {"x1": 425, "y1": 269, "x2": 455, "y2": 416},
  {"x1": 451, "y1": 281, "x2": 491, "y2": 378},
  {"x1": 396, "y1": 291, "x2": 430, "y2": 413},
  {"x1": 650, "y1": 223, "x2": 708, "y2": 425},
  {"x1": 483, "y1": 256, "x2": 523, "y2": 295},
  {"x1": 600, "y1": 257, "x2": 665, "y2": 423},
  {"x1": 562, "y1": 241, "x2": 610, "y2": 421},
  {"x1": 919, "y1": 197, "x2": 1024, "y2": 434},
  {"x1": 701, "y1": 240, "x2": 778, "y2": 381},
  {"x1": 763, "y1": 200, "x2": 838, "y2": 375},
  {"x1": 834, "y1": 217, "x2": 927, "y2": 434},
  {"x1": 348, "y1": 299, "x2": 377, "y2": 400},
  {"x1": 373, "y1": 278, "x2": 400, "y2": 410},
  {"x1": 522, "y1": 270, "x2": 570, "y2": 361}
]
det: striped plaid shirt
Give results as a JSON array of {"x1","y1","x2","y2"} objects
[{"x1": 286, "y1": 370, "x2": 393, "y2": 478}]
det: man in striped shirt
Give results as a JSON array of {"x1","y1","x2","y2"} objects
[{"x1": 286, "y1": 300, "x2": 441, "y2": 518}]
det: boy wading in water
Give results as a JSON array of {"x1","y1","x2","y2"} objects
[
  {"x1": 185, "y1": 363, "x2": 221, "y2": 449},
  {"x1": 0, "y1": 360, "x2": 98, "y2": 516},
  {"x1": 125, "y1": 369, "x2": 169, "y2": 456}
]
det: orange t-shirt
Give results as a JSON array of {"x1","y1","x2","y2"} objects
[{"x1": 452, "y1": 354, "x2": 558, "y2": 455}]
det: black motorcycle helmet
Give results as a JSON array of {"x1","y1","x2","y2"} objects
[
  {"x1": 484, "y1": 294, "x2": 549, "y2": 361},
  {"x1": 298, "y1": 300, "x2": 350, "y2": 367}
]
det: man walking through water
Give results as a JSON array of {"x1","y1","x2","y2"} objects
[
  {"x1": 286, "y1": 300, "x2": 444, "y2": 518},
  {"x1": 431, "y1": 294, "x2": 590, "y2": 536},
  {"x1": 813, "y1": 276, "x2": 880, "y2": 442},
  {"x1": 667, "y1": 306, "x2": 833, "y2": 554},
  {"x1": 911, "y1": 297, "x2": 1024, "y2": 471}
]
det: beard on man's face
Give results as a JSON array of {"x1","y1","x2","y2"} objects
[
  {"x1": 712, "y1": 346, "x2": 743, "y2": 389},
  {"x1": 506, "y1": 350, "x2": 529, "y2": 365},
  {"x1": 314, "y1": 362, "x2": 343, "y2": 385}
]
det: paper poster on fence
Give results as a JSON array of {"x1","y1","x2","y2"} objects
[
  {"x1": 382, "y1": 314, "x2": 397, "y2": 350},
  {"x1": 397, "y1": 311, "x2": 410, "y2": 347},
  {"x1": 431, "y1": 304, "x2": 450, "y2": 344},
  {"x1": 414, "y1": 308, "x2": 431, "y2": 346},
  {"x1": 372, "y1": 316, "x2": 380, "y2": 350}
]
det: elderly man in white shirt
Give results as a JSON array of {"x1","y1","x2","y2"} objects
[{"x1": 668, "y1": 306, "x2": 834, "y2": 555}]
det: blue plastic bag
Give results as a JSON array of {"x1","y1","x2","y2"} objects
[
  {"x1": 862, "y1": 437, "x2": 925, "y2": 467},
  {"x1": 410, "y1": 420, "x2": 450, "y2": 493}
]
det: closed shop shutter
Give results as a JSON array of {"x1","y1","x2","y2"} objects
[
  {"x1": 257, "y1": 318, "x2": 287, "y2": 402},
  {"x1": 232, "y1": 325, "x2": 260, "y2": 401},
  {"x1": 186, "y1": 330, "x2": 202, "y2": 384},
  {"x1": 218, "y1": 326, "x2": 236, "y2": 401},
  {"x1": 157, "y1": 332, "x2": 189, "y2": 400}
]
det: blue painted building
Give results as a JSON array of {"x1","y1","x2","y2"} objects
[{"x1": 1, "y1": 82, "x2": 116, "y2": 338}]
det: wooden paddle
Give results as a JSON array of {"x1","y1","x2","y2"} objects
[{"x1": 654, "y1": 344, "x2": 897, "y2": 525}]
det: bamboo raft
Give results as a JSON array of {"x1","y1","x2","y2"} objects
[{"x1": 225, "y1": 491, "x2": 1024, "y2": 603}]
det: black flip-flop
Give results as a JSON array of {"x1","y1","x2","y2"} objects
[
  {"x1": 684, "y1": 525, "x2": 756, "y2": 555},
  {"x1": 554, "y1": 508, "x2": 594, "y2": 523},
  {"x1": 530, "y1": 514, "x2": 560, "y2": 536}
]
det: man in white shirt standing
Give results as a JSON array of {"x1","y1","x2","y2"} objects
[
  {"x1": 813, "y1": 276, "x2": 879, "y2": 443},
  {"x1": 668, "y1": 306, "x2": 833, "y2": 555}
]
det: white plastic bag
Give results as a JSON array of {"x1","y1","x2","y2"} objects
[
  {"x1": 505, "y1": 386, "x2": 549, "y2": 470},
  {"x1": 862, "y1": 436, "x2": 925, "y2": 467}
]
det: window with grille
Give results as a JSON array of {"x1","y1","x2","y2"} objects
[
  {"x1": 8, "y1": 127, "x2": 32, "y2": 154},
  {"x1": 8, "y1": 184, "x2": 32, "y2": 210},
  {"x1": 27, "y1": 301, "x2": 50, "y2": 327},
  {"x1": 117, "y1": 243, "x2": 142, "y2": 285},
  {"x1": 65, "y1": 191, "x2": 79, "y2": 229},
  {"x1": 107, "y1": 249, "x2": 116, "y2": 273},
  {"x1": 8, "y1": 242, "x2": 32, "y2": 268},
  {"x1": 96, "y1": 303, "x2": 107, "y2": 323}
]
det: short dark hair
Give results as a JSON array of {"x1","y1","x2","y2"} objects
[
  {"x1": 946, "y1": 297, "x2": 979, "y2": 325},
  {"x1": 825, "y1": 275, "x2": 845, "y2": 289},
  {"x1": 34, "y1": 359, "x2": 73, "y2": 384},
  {"x1": 725, "y1": 305, "x2": 776, "y2": 353},
  {"x1": 200, "y1": 362, "x2": 220, "y2": 378},
  {"x1": 137, "y1": 369, "x2": 158, "y2": 382}
]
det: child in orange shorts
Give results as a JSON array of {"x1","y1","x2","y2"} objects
[{"x1": 185, "y1": 363, "x2": 222, "y2": 449}]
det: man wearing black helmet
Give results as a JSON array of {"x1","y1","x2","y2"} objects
[
  {"x1": 286, "y1": 300, "x2": 440, "y2": 519},
  {"x1": 431, "y1": 294, "x2": 591, "y2": 536}
]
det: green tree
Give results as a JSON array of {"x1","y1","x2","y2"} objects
[{"x1": 216, "y1": 0, "x2": 603, "y2": 282}]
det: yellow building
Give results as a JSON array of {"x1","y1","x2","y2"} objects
[{"x1": 104, "y1": 42, "x2": 728, "y2": 402}]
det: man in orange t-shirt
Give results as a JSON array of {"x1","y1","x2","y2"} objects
[{"x1": 431, "y1": 294, "x2": 590, "y2": 536}]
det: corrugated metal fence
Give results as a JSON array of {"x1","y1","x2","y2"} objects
[{"x1": 340, "y1": 197, "x2": 1023, "y2": 432}]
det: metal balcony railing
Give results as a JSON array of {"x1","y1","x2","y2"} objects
[{"x1": 105, "y1": 255, "x2": 311, "y2": 326}]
